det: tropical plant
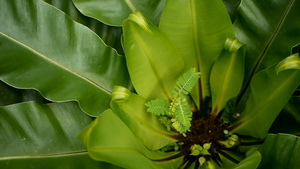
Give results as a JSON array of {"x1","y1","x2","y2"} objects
[{"x1": 0, "y1": 0, "x2": 300, "y2": 169}]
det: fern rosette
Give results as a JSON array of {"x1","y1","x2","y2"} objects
[{"x1": 78, "y1": 1, "x2": 300, "y2": 169}]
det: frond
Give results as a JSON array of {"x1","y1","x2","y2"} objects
[
  {"x1": 173, "y1": 68, "x2": 201, "y2": 96},
  {"x1": 171, "y1": 95, "x2": 192, "y2": 133},
  {"x1": 145, "y1": 99, "x2": 171, "y2": 116}
]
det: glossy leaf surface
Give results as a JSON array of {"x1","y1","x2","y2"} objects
[
  {"x1": 0, "y1": 102, "x2": 91, "y2": 156},
  {"x1": 0, "y1": 152, "x2": 121, "y2": 169},
  {"x1": 0, "y1": 101, "x2": 119, "y2": 168},
  {"x1": 0, "y1": 0, "x2": 131, "y2": 116},
  {"x1": 232, "y1": 65, "x2": 300, "y2": 139},
  {"x1": 234, "y1": 0, "x2": 300, "y2": 85},
  {"x1": 122, "y1": 11, "x2": 185, "y2": 101},
  {"x1": 159, "y1": 0, "x2": 234, "y2": 99},
  {"x1": 110, "y1": 86, "x2": 177, "y2": 150},
  {"x1": 78, "y1": 109, "x2": 182, "y2": 169},
  {"x1": 43, "y1": 0, "x2": 124, "y2": 54},
  {"x1": 210, "y1": 39, "x2": 246, "y2": 115},
  {"x1": 258, "y1": 133, "x2": 300, "y2": 169},
  {"x1": 72, "y1": 0, "x2": 165, "y2": 26}
]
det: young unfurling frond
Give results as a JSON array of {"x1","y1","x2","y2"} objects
[
  {"x1": 145, "y1": 67, "x2": 199, "y2": 135},
  {"x1": 173, "y1": 68, "x2": 201, "y2": 96},
  {"x1": 145, "y1": 99, "x2": 171, "y2": 116},
  {"x1": 171, "y1": 95, "x2": 192, "y2": 133}
]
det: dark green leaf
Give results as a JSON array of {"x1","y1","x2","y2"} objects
[
  {"x1": 232, "y1": 65, "x2": 300, "y2": 139},
  {"x1": 0, "y1": 153, "x2": 121, "y2": 169},
  {"x1": 0, "y1": 101, "x2": 118, "y2": 168},
  {"x1": 234, "y1": 0, "x2": 300, "y2": 86},
  {"x1": 0, "y1": 102, "x2": 91, "y2": 157},
  {"x1": 0, "y1": 0, "x2": 131, "y2": 117},
  {"x1": 72, "y1": 0, "x2": 166, "y2": 26},
  {"x1": 258, "y1": 133, "x2": 300, "y2": 169},
  {"x1": 43, "y1": 0, "x2": 124, "y2": 55}
]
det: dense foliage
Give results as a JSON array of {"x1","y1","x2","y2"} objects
[{"x1": 0, "y1": 0, "x2": 300, "y2": 168}]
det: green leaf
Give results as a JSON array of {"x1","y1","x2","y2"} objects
[
  {"x1": 0, "y1": 102, "x2": 91, "y2": 157},
  {"x1": 258, "y1": 133, "x2": 300, "y2": 169},
  {"x1": 269, "y1": 97, "x2": 300, "y2": 135},
  {"x1": 0, "y1": 101, "x2": 118, "y2": 168},
  {"x1": 232, "y1": 65, "x2": 300, "y2": 139},
  {"x1": 229, "y1": 151, "x2": 261, "y2": 169},
  {"x1": 173, "y1": 68, "x2": 200, "y2": 96},
  {"x1": 110, "y1": 86, "x2": 177, "y2": 150},
  {"x1": 78, "y1": 109, "x2": 182, "y2": 169},
  {"x1": 234, "y1": 0, "x2": 299, "y2": 85},
  {"x1": 145, "y1": 99, "x2": 171, "y2": 116},
  {"x1": 0, "y1": 153, "x2": 121, "y2": 169},
  {"x1": 159, "y1": 0, "x2": 235, "y2": 100},
  {"x1": 0, "y1": 0, "x2": 131, "y2": 117},
  {"x1": 222, "y1": 0, "x2": 242, "y2": 22},
  {"x1": 171, "y1": 95, "x2": 192, "y2": 133},
  {"x1": 43, "y1": 0, "x2": 124, "y2": 55},
  {"x1": 72, "y1": 0, "x2": 165, "y2": 26},
  {"x1": 275, "y1": 53, "x2": 300, "y2": 74},
  {"x1": 122, "y1": 11, "x2": 185, "y2": 101},
  {"x1": 210, "y1": 38, "x2": 246, "y2": 115}
]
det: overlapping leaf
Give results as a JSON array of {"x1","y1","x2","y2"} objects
[
  {"x1": 122, "y1": 11, "x2": 185, "y2": 101},
  {"x1": 232, "y1": 63, "x2": 300, "y2": 139},
  {"x1": 43, "y1": 0, "x2": 124, "y2": 54},
  {"x1": 78, "y1": 109, "x2": 182, "y2": 169},
  {"x1": 234, "y1": 0, "x2": 300, "y2": 86},
  {"x1": 0, "y1": 101, "x2": 119, "y2": 168},
  {"x1": 210, "y1": 39, "x2": 246, "y2": 115},
  {"x1": 110, "y1": 86, "x2": 178, "y2": 150},
  {"x1": 0, "y1": 80, "x2": 48, "y2": 106},
  {"x1": 159, "y1": 0, "x2": 235, "y2": 102},
  {"x1": 0, "y1": 0, "x2": 131, "y2": 117},
  {"x1": 258, "y1": 133, "x2": 300, "y2": 169},
  {"x1": 72, "y1": 0, "x2": 166, "y2": 26}
]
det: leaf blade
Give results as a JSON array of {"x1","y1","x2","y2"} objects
[
  {"x1": 72, "y1": 0, "x2": 165, "y2": 26},
  {"x1": 232, "y1": 64, "x2": 300, "y2": 139},
  {"x1": 0, "y1": 0, "x2": 131, "y2": 116},
  {"x1": 122, "y1": 11, "x2": 185, "y2": 101}
]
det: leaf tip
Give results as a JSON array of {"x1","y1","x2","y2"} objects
[{"x1": 126, "y1": 11, "x2": 152, "y2": 34}]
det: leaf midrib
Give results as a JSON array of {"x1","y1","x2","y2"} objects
[
  {"x1": 130, "y1": 24, "x2": 171, "y2": 100},
  {"x1": 216, "y1": 52, "x2": 237, "y2": 109},
  {"x1": 240, "y1": 0, "x2": 295, "y2": 100},
  {"x1": 0, "y1": 32, "x2": 111, "y2": 94},
  {"x1": 124, "y1": 0, "x2": 136, "y2": 12},
  {"x1": 241, "y1": 70, "x2": 298, "y2": 123},
  {"x1": 0, "y1": 151, "x2": 88, "y2": 160}
]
